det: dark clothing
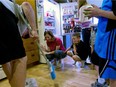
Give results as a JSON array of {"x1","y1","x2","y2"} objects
[
  {"x1": 95, "y1": 0, "x2": 116, "y2": 60},
  {"x1": 91, "y1": 50, "x2": 99, "y2": 66},
  {"x1": 93, "y1": 0, "x2": 116, "y2": 79},
  {"x1": 71, "y1": 40, "x2": 89, "y2": 60},
  {"x1": 82, "y1": 28, "x2": 91, "y2": 46},
  {"x1": 91, "y1": 51, "x2": 116, "y2": 79},
  {"x1": 46, "y1": 50, "x2": 66, "y2": 61},
  {"x1": 0, "y1": 2, "x2": 26, "y2": 64},
  {"x1": 82, "y1": 28, "x2": 91, "y2": 57}
]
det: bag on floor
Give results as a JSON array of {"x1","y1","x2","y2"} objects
[{"x1": 25, "y1": 78, "x2": 38, "y2": 87}]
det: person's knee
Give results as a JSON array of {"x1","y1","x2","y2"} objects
[
  {"x1": 67, "y1": 51, "x2": 73, "y2": 57},
  {"x1": 72, "y1": 55, "x2": 81, "y2": 61},
  {"x1": 54, "y1": 50, "x2": 66, "y2": 59},
  {"x1": 54, "y1": 50, "x2": 60, "y2": 55}
]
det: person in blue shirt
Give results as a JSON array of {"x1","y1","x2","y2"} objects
[{"x1": 85, "y1": 0, "x2": 116, "y2": 87}]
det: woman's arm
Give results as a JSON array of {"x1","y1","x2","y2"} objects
[
  {"x1": 48, "y1": 45, "x2": 60, "y2": 54},
  {"x1": 40, "y1": 44, "x2": 50, "y2": 52}
]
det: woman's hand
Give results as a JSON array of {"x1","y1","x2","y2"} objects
[{"x1": 48, "y1": 51, "x2": 55, "y2": 54}]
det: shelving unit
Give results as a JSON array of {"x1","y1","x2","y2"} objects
[
  {"x1": 60, "y1": 2, "x2": 78, "y2": 35},
  {"x1": 44, "y1": 10, "x2": 56, "y2": 34}
]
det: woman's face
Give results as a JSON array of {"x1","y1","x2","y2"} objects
[
  {"x1": 72, "y1": 36, "x2": 80, "y2": 44},
  {"x1": 45, "y1": 34, "x2": 52, "y2": 42}
]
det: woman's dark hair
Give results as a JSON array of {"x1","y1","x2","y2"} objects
[
  {"x1": 72, "y1": 32, "x2": 80, "y2": 38},
  {"x1": 44, "y1": 30, "x2": 55, "y2": 39}
]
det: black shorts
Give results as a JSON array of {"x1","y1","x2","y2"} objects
[
  {"x1": 0, "y1": 3, "x2": 26, "y2": 64},
  {"x1": 91, "y1": 50, "x2": 116, "y2": 79}
]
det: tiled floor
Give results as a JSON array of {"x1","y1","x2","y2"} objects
[{"x1": 0, "y1": 56, "x2": 97, "y2": 87}]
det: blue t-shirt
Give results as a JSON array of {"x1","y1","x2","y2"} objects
[{"x1": 95, "y1": 0, "x2": 116, "y2": 60}]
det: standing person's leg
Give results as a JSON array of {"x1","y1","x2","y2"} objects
[
  {"x1": 99, "y1": 59, "x2": 116, "y2": 87},
  {"x1": 2, "y1": 56, "x2": 27, "y2": 87},
  {"x1": 2, "y1": 62, "x2": 12, "y2": 81},
  {"x1": 91, "y1": 51, "x2": 108, "y2": 87},
  {"x1": 110, "y1": 79, "x2": 116, "y2": 87},
  {"x1": 82, "y1": 29, "x2": 91, "y2": 46},
  {"x1": 82, "y1": 29, "x2": 91, "y2": 57},
  {"x1": 10, "y1": 56, "x2": 27, "y2": 87}
]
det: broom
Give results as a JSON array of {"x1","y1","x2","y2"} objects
[{"x1": 13, "y1": 0, "x2": 56, "y2": 80}]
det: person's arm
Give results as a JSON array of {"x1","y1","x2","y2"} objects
[
  {"x1": 73, "y1": 44, "x2": 78, "y2": 55},
  {"x1": 64, "y1": 44, "x2": 73, "y2": 54},
  {"x1": 48, "y1": 38, "x2": 63, "y2": 54},
  {"x1": 40, "y1": 44, "x2": 50, "y2": 52},
  {"x1": 64, "y1": 47, "x2": 71, "y2": 54},
  {"x1": 21, "y1": 2, "x2": 38, "y2": 38},
  {"x1": 48, "y1": 45, "x2": 60, "y2": 54},
  {"x1": 85, "y1": 4, "x2": 116, "y2": 20}
]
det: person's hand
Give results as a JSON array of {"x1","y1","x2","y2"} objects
[
  {"x1": 30, "y1": 30, "x2": 39, "y2": 41},
  {"x1": 84, "y1": 4, "x2": 101, "y2": 18}
]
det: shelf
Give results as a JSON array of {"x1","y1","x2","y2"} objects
[
  {"x1": 63, "y1": 23, "x2": 71, "y2": 25},
  {"x1": 63, "y1": 14, "x2": 74, "y2": 17},
  {"x1": 45, "y1": 26, "x2": 55, "y2": 29},
  {"x1": 44, "y1": 17, "x2": 55, "y2": 20}
]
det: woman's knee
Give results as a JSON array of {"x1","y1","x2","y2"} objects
[
  {"x1": 54, "y1": 50, "x2": 60, "y2": 55},
  {"x1": 54, "y1": 50, "x2": 66, "y2": 58}
]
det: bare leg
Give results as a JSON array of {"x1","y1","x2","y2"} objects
[
  {"x1": 67, "y1": 51, "x2": 76, "y2": 65},
  {"x1": 110, "y1": 79, "x2": 116, "y2": 87},
  {"x1": 72, "y1": 55, "x2": 81, "y2": 62},
  {"x1": 10, "y1": 56, "x2": 27, "y2": 87},
  {"x1": 3, "y1": 56, "x2": 27, "y2": 87},
  {"x1": 72, "y1": 55, "x2": 82, "y2": 66},
  {"x1": 2, "y1": 62, "x2": 12, "y2": 81},
  {"x1": 67, "y1": 51, "x2": 73, "y2": 57}
]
